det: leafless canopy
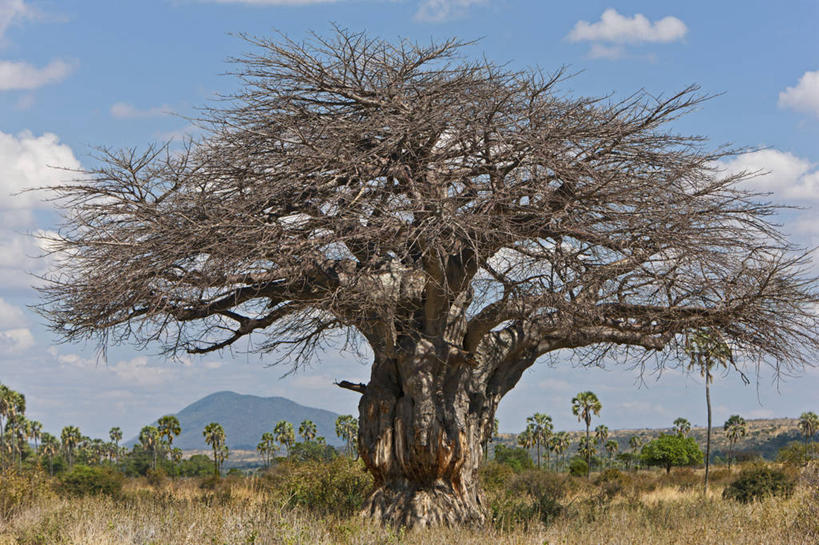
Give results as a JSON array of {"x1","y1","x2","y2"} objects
[{"x1": 39, "y1": 30, "x2": 818, "y2": 375}]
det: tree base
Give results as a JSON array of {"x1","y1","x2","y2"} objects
[{"x1": 362, "y1": 481, "x2": 486, "y2": 528}]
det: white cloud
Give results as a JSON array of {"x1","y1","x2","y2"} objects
[
  {"x1": 0, "y1": 59, "x2": 72, "y2": 91},
  {"x1": 110, "y1": 102, "x2": 173, "y2": 119},
  {"x1": 568, "y1": 9, "x2": 687, "y2": 45},
  {"x1": 0, "y1": 130, "x2": 81, "y2": 212},
  {"x1": 414, "y1": 0, "x2": 486, "y2": 22},
  {"x1": 588, "y1": 44, "x2": 625, "y2": 60},
  {"x1": 778, "y1": 70, "x2": 819, "y2": 119},
  {"x1": 0, "y1": 297, "x2": 25, "y2": 328},
  {"x1": 0, "y1": 327, "x2": 34, "y2": 352},
  {"x1": 0, "y1": 0, "x2": 33, "y2": 42},
  {"x1": 721, "y1": 149, "x2": 819, "y2": 201}
]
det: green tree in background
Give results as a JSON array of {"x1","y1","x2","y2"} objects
[
  {"x1": 641, "y1": 434, "x2": 704, "y2": 474},
  {"x1": 605, "y1": 439, "x2": 619, "y2": 465},
  {"x1": 572, "y1": 391, "x2": 602, "y2": 478}
]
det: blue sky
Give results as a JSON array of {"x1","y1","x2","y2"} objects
[{"x1": 1, "y1": 0, "x2": 818, "y2": 442}]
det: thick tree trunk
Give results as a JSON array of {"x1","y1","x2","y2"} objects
[{"x1": 357, "y1": 341, "x2": 502, "y2": 528}]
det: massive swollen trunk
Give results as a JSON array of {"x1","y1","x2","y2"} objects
[{"x1": 357, "y1": 333, "x2": 528, "y2": 527}]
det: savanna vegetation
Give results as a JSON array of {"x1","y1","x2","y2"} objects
[{"x1": 3, "y1": 382, "x2": 819, "y2": 543}]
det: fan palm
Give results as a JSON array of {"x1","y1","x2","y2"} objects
[
  {"x1": 799, "y1": 411, "x2": 819, "y2": 452},
  {"x1": 572, "y1": 391, "x2": 602, "y2": 478},
  {"x1": 203, "y1": 422, "x2": 226, "y2": 476},
  {"x1": 298, "y1": 420, "x2": 317, "y2": 443},
  {"x1": 723, "y1": 415, "x2": 746, "y2": 470},
  {"x1": 526, "y1": 413, "x2": 553, "y2": 469},
  {"x1": 673, "y1": 418, "x2": 692, "y2": 437}
]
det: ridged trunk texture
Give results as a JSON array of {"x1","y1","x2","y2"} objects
[{"x1": 357, "y1": 340, "x2": 499, "y2": 528}]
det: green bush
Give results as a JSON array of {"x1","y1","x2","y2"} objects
[
  {"x1": 493, "y1": 444, "x2": 533, "y2": 472},
  {"x1": 288, "y1": 441, "x2": 337, "y2": 463},
  {"x1": 178, "y1": 454, "x2": 214, "y2": 477},
  {"x1": 568, "y1": 456, "x2": 588, "y2": 477},
  {"x1": 57, "y1": 465, "x2": 123, "y2": 498},
  {"x1": 722, "y1": 465, "x2": 795, "y2": 503},
  {"x1": 479, "y1": 461, "x2": 516, "y2": 492},
  {"x1": 145, "y1": 467, "x2": 167, "y2": 487},
  {"x1": 262, "y1": 457, "x2": 372, "y2": 516},
  {"x1": 641, "y1": 434, "x2": 703, "y2": 474},
  {"x1": 777, "y1": 441, "x2": 819, "y2": 467}
]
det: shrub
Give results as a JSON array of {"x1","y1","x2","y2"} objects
[
  {"x1": 262, "y1": 457, "x2": 372, "y2": 516},
  {"x1": 479, "y1": 461, "x2": 515, "y2": 492},
  {"x1": 777, "y1": 441, "x2": 819, "y2": 467},
  {"x1": 0, "y1": 470, "x2": 52, "y2": 521},
  {"x1": 288, "y1": 441, "x2": 337, "y2": 463},
  {"x1": 493, "y1": 444, "x2": 533, "y2": 472},
  {"x1": 57, "y1": 465, "x2": 123, "y2": 498},
  {"x1": 145, "y1": 467, "x2": 167, "y2": 487},
  {"x1": 568, "y1": 456, "x2": 588, "y2": 477},
  {"x1": 722, "y1": 465, "x2": 795, "y2": 503}
]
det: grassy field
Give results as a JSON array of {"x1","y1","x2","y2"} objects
[{"x1": 1, "y1": 461, "x2": 817, "y2": 545}]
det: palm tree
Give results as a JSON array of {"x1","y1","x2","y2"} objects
[
  {"x1": 517, "y1": 427, "x2": 534, "y2": 462},
  {"x1": 594, "y1": 424, "x2": 609, "y2": 447},
  {"x1": 8, "y1": 416, "x2": 30, "y2": 469},
  {"x1": 798, "y1": 411, "x2": 819, "y2": 457},
  {"x1": 685, "y1": 328, "x2": 733, "y2": 493},
  {"x1": 203, "y1": 422, "x2": 226, "y2": 476},
  {"x1": 30, "y1": 420, "x2": 42, "y2": 453},
  {"x1": 605, "y1": 439, "x2": 619, "y2": 465},
  {"x1": 673, "y1": 417, "x2": 691, "y2": 437},
  {"x1": 335, "y1": 415, "x2": 358, "y2": 458},
  {"x1": 40, "y1": 432, "x2": 59, "y2": 475},
  {"x1": 577, "y1": 435, "x2": 597, "y2": 471},
  {"x1": 572, "y1": 391, "x2": 602, "y2": 478},
  {"x1": 628, "y1": 435, "x2": 643, "y2": 470},
  {"x1": 298, "y1": 419, "x2": 317, "y2": 443},
  {"x1": 109, "y1": 427, "x2": 123, "y2": 461},
  {"x1": 723, "y1": 415, "x2": 746, "y2": 470},
  {"x1": 553, "y1": 431, "x2": 570, "y2": 471},
  {"x1": 61, "y1": 425, "x2": 81, "y2": 468},
  {"x1": 157, "y1": 415, "x2": 181, "y2": 458},
  {"x1": 257, "y1": 432, "x2": 276, "y2": 468},
  {"x1": 273, "y1": 420, "x2": 294, "y2": 457},
  {"x1": 526, "y1": 413, "x2": 553, "y2": 469},
  {"x1": 139, "y1": 425, "x2": 161, "y2": 470}
]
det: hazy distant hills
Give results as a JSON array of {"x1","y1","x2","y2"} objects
[{"x1": 130, "y1": 391, "x2": 344, "y2": 450}]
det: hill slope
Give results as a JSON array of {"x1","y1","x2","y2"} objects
[{"x1": 131, "y1": 391, "x2": 344, "y2": 450}]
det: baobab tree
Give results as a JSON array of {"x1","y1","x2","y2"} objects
[{"x1": 36, "y1": 30, "x2": 819, "y2": 527}]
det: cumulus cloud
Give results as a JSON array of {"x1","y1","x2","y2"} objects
[
  {"x1": 0, "y1": 130, "x2": 81, "y2": 212},
  {"x1": 110, "y1": 102, "x2": 173, "y2": 119},
  {"x1": 414, "y1": 0, "x2": 486, "y2": 22},
  {"x1": 0, "y1": 327, "x2": 34, "y2": 352},
  {"x1": 0, "y1": 59, "x2": 72, "y2": 91},
  {"x1": 0, "y1": 0, "x2": 34, "y2": 42},
  {"x1": 568, "y1": 9, "x2": 686, "y2": 59},
  {"x1": 568, "y1": 9, "x2": 687, "y2": 44},
  {"x1": 720, "y1": 149, "x2": 819, "y2": 201},
  {"x1": 0, "y1": 298, "x2": 25, "y2": 328},
  {"x1": 778, "y1": 70, "x2": 819, "y2": 119}
]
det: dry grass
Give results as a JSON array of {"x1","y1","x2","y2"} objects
[{"x1": 1, "y1": 467, "x2": 817, "y2": 545}]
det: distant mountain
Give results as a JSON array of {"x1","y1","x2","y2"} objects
[{"x1": 129, "y1": 391, "x2": 344, "y2": 450}]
